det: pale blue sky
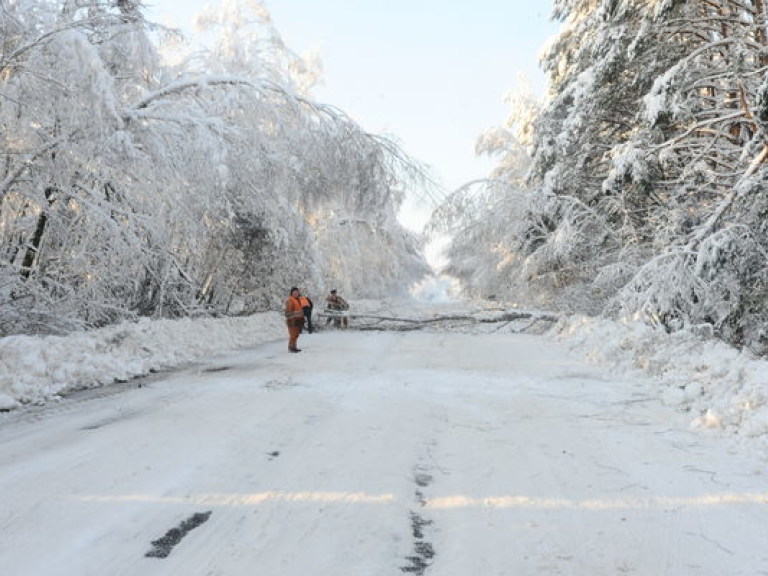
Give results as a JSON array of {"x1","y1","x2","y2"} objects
[{"x1": 146, "y1": 1, "x2": 559, "y2": 220}]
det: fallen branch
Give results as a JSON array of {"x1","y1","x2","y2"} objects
[{"x1": 317, "y1": 310, "x2": 560, "y2": 332}]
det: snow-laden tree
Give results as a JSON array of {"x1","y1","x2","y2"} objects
[
  {"x1": 181, "y1": 0, "x2": 428, "y2": 304},
  {"x1": 0, "y1": 0, "x2": 164, "y2": 331},
  {"x1": 529, "y1": 0, "x2": 673, "y2": 251},
  {"x1": 0, "y1": 0, "x2": 427, "y2": 336},
  {"x1": 428, "y1": 83, "x2": 613, "y2": 311},
  {"x1": 308, "y1": 132, "x2": 430, "y2": 298},
  {"x1": 437, "y1": 0, "x2": 768, "y2": 352},
  {"x1": 605, "y1": 0, "x2": 768, "y2": 349},
  {"x1": 428, "y1": 0, "x2": 662, "y2": 311}
]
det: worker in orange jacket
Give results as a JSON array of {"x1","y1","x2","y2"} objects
[
  {"x1": 298, "y1": 294, "x2": 314, "y2": 333},
  {"x1": 284, "y1": 287, "x2": 305, "y2": 353}
]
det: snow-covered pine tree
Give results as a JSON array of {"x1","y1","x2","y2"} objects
[
  {"x1": 439, "y1": 0, "x2": 768, "y2": 352},
  {"x1": 526, "y1": 0, "x2": 661, "y2": 292},
  {"x1": 431, "y1": 1, "x2": 635, "y2": 310},
  {"x1": 611, "y1": 0, "x2": 768, "y2": 350}
]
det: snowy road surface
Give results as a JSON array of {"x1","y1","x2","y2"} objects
[{"x1": 1, "y1": 329, "x2": 767, "y2": 575}]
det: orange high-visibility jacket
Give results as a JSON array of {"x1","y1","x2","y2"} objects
[
  {"x1": 284, "y1": 296, "x2": 304, "y2": 324},
  {"x1": 298, "y1": 296, "x2": 312, "y2": 309}
]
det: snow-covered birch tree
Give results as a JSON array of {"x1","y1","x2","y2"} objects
[
  {"x1": 0, "y1": 0, "x2": 427, "y2": 336},
  {"x1": 1, "y1": 0, "x2": 165, "y2": 331}
]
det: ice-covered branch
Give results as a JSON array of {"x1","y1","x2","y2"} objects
[{"x1": 0, "y1": 139, "x2": 63, "y2": 203}]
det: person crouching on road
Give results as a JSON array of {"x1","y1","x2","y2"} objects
[
  {"x1": 325, "y1": 289, "x2": 349, "y2": 328},
  {"x1": 284, "y1": 287, "x2": 305, "y2": 353}
]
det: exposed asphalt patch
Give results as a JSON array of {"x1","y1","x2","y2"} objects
[
  {"x1": 408, "y1": 510, "x2": 433, "y2": 541},
  {"x1": 145, "y1": 511, "x2": 212, "y2": 558},
  {"x1": 80, "y1": 411, "x2": 134, "y2": 431},
  {"x1": 202, "y1": 366, "x2": 231, "y2": 373},
  {"x1": 414, "y1": 472, "x2": 433, "y2": 487},
  {"x1": 264, "y1": 377, "x2": 298, "y2": 391},
  {"x1": 401, "y1": 467, "x2": 436, "y2": 574},
  {"x1": 402, "y1": 512, "x2": 434, "y2": 574},
  {"x1": 79, "y1": 406, "x2": 140, "y2": 431}
]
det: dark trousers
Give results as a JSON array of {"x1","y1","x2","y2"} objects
[{"x1": 302, "y1": 307, "x2": 313, "y2": 333}]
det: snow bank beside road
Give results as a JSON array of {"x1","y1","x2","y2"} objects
[
  {"x1": 0, "y1": 297, "x2": 511, "y2": 410},
  {"x1": 3, "y1": 298, "x2": 768, "y2": 451},
  {"x1": 555, "y1": 315, "x2": 768, "y2": 446},
  {"x1": 0, "y1": 313, "x2": 284, "y2": 409}
]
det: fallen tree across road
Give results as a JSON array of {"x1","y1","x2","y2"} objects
[{"x1": 317, "y1": 308, "x2": 560, "y2": 332}]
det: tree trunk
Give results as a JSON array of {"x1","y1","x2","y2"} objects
[{"x1": 20, "y1": 187, "x2": 56, "y2": 280}]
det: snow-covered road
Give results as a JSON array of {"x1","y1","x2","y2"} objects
[{"x1": 1, "y1": 329, "x2": 767, "y2": 575}]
